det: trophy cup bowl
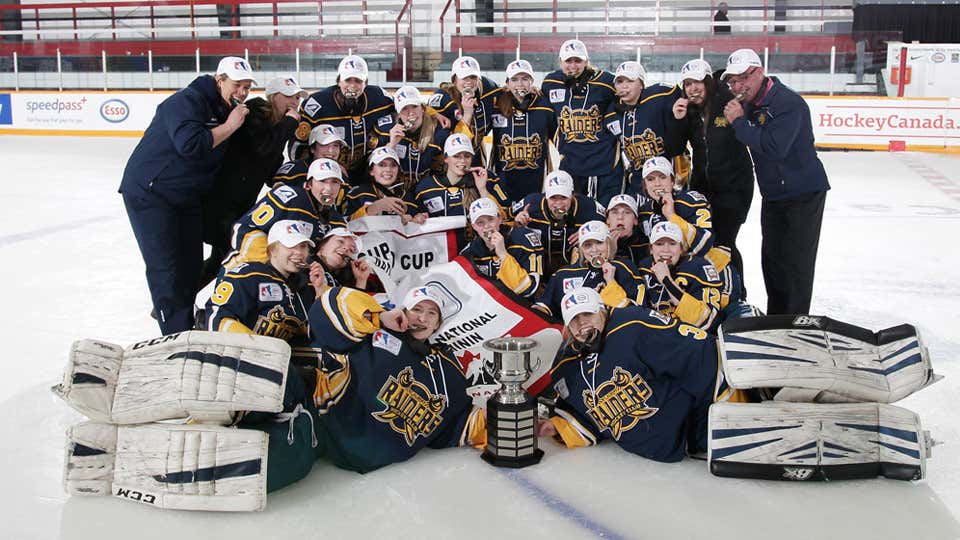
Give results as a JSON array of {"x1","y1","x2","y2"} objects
[{"x1": 481, "y1": 337, "x2": 544, "y2": 468}]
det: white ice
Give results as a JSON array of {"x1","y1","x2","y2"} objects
[{"x1": 0, "y1": 136, "x2": 958, "y2": 540}]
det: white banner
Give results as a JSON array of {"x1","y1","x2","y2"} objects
[
  {"x1": 0, "y1": 91, "x2": 169, "y2": 133},
  {"x1": 807, "y1": 96, "x2": 960, "y2": 150}
]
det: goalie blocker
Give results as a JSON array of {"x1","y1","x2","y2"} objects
[{"x1": 709, "y1": 315, "x2": 939, "y2": 481}]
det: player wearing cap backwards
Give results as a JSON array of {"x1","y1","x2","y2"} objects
[
  {"x1": 224, "y1": 158, "x2": 348, "y2": 270},
  {"x1": 605, "y1": 193, "x2": 649, "y2": 266},
  {"x1": 490, "y1": 59, "x2": 558, "y2": 203},
  {"x1": 289, "y1": 55, "x2": 396, "y2": 179},
  {"x1": 672, "y1": 59, "x2": 753, "y2": 298},
  {"x1": 533, "y1": 220, "x2": 642, "y2": 319},
  {"x1": 634, "y1": 156, "x2": 714, "y2": 258},
  {"x1": 512, "y1": 169, "x2": 606, "y2": 275},
  {"x1": 429, "y1": 56, "x2": 501, "y2": 166},
  {"x1": 344, "y1": 146, "x2": 428, "y2": 224},
  {"x1": 460, "y1": 197, "x2": 545, "y2": 298},
  {"x1": 541, "y1": 39, "x2": 623, "y2": 206},
  {"x1": 120, "y1": 56, "x2": 255, "y2": 334},
  {"x1": 603, "y1": 61, "x2": 687, "y2": 192},
  {"x1": 635, "y1": 221, "x2": 723, "y2": 332}
]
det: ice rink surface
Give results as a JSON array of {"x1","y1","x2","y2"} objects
[{"x1": 0, "y1": 136, "x2": 958, "y2": 540}]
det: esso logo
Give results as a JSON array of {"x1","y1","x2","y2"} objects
[{"x1": 99, "y1": 99, "x2": 129, "y2": 123}]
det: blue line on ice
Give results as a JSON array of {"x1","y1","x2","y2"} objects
[{"x1": 0, "y1": 215, "x2": 117, "y2": 247}]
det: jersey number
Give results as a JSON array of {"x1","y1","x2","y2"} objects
[
  {"x1": 211, "y1": 282, "x2": 235, "y2": 306},
  {"x1": 678, "y1": 324, "x2": 708, "y2": 340},
  {"x1": 695, "y1": 209, "x2": 712, "y2": 228},
  {"x1": 251, "y1": 203, "x2": 275, "y2": 226}
]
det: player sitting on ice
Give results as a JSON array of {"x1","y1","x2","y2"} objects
[
  {"x1": 532, "y1": 220, "x2": 642, "y2": 319},
  {"x1": 460, "y1": 197, "x2": 544, "y2": 298},
  {"x1": 538, "y1": 287, "x2": 939, "y2": 481},
  {"x1": 54, "y1": 286, "x2": 487, "y2": 512}
]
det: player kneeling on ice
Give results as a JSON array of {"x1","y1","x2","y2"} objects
[
  {"x1": 53, "y1": 286, "x2": 485, "y2": 511},
  {"x1": 539, "y1": 288, "x2": 940, "y2": 481}
]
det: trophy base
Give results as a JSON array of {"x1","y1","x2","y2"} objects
[
  {"x1": 482, "y1": 447, "x2": 544, "y2": 468},
  {"x1": 481, "y1": 399, "x2": 544, "y2": 468}
]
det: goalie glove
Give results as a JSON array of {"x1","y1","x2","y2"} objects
[
  {"x1": 64, "y1": 421, "x2": 269, "y2": 511},
  {"x1": 719, "y1": 315, "x2": 939, "y2": 403},
  {"x1": 52, "y1": 331, "x2": 290, "y2": 425}
]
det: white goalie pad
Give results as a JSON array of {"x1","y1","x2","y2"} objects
[
  {"x1": 52, "y1": 331, "x2": 291, "y2": 424},
  {"x1": 64, "y1": 421, "x2": 269, "y2": 512},
  {"x1": 708, "y1": 401, "x2": 932, "y2": 481},
  {"x1": 719, "y1": 316, "x2": 938, "y2": 403}
]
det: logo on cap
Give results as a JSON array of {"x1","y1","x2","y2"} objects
[
  {"x1": 563, "y1": 293, "x2": 586, "y2": 310},
  {"x1": 547, "y1": 176, "x2": 563, "y2": 187},
  {"x1": 450, "y1": 134, "x2": 468, "y2": 145},
  {"x1": 344, "y1": 60, "x2": 359, "y2": 70},
  {"x1": 286, "y1": 222, "x2": 308, "y2": 236},
  {"x1": 459, "y1": 58, "x2": 476, "y2": 69},
  {"x1": 564, "y1": 42, "x2": 579, "y2": 52},
  {"x1": 234, "y1": 61, "x2": 249, "y2": 71}
]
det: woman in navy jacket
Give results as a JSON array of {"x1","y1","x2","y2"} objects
[{"x1": 119, "y1": 56, "x2": 254, "y2": 334}]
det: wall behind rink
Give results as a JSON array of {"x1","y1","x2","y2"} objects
[{"x1": 1, "y1": 91, "x2": 958, "y2": 153}]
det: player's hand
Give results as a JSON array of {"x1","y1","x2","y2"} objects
[
  {"x1": 225, "y1": 103, "x2": 249, "y2": 129},
  {"x1": 369, "y1": 197, "x2": 406, "y2": 216},
  {"x1": 351, "y1": 258, "x2": 372, "y2": 289},
  {"x1": 723, "y1": 99, "x2": 744, "y2": 124},
  {"x1": 389, "y1": 122, "x2": 406, "y2": 146},
  {"x1": 568, "y1": 230, "x2": 580, "y2": 246},
  {"x1": 380, "y1": 308, "x2": 409, "y2": 333},
  {"x1": 461, "y1": 92, "x2": 477, "y2": 122},
  {"x1": 285, "y1": 107, "x2": 300, "y2": 121},
  {"x1": 601, "y1": 261, "x2": 616, "y2": 284},
  {"x1": 432, "y1": 111, "x2": 452, "y2": 129},
  {"x1": 673, "y1": 97, "x2": 689, "y2": 120},
  {"x1": 514, "y1": 204, "x2": 531, "y2": 227},
  {"x1": 537, "y1": 418, "x2": 557, "y2": 438},
  {"x1": 411, "y1": 212, "x2": 428, "y2": 225},
  {"x1": 659, "y1": 191, "x2": 675, "y2": 218},
  {"x1": 471, "y1": 167, "x2": 488, "y2": 193},
  {"x1": 308, "y1": 262, "x2": 328, "y2": 297},
  {"x1": 488, "y1": 231, "x2": 507, "y2": 258},
  {"x1": 652, "y1": 260, "x2": 671, "y2": 283}
]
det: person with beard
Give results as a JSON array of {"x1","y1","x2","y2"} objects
[
  {"x1": 603, "y1": 61, "x2": 686, "y2": 193},
  {"x1": 429, "y1": 56, "x2": 500, "y2": 166},
  {"x1": 672, "y1": 59, "x2": 753, "y2": 299},
  {"x1": 636, "y1": 221, "x2": 723, "y2": 332},
  {"x1": 344, "y1": 146, "x2": 428, "y2": 224},
  {"x1": 198, "y1": 76, "x2": 306, "y2": 293},
  {"x1": 538, "y1": 287, "x2": 721, "y2": 462},
  {"x1": 512, "y1": 170, "x2": 606, "y2": 275},
  {"x1": 489, "y1": 59, "x2": 557, "y2": 203},
  {"x1": 223, "y1": 158, "x2": 348, "y2": 271},
  {"x1": 605, "y1": 194, "x2": 648, "y2": 265},
  {"x1": 460, "y1": 197, "x2": 544, "y2": 299},
  {"x1": 120, "y1": 56, "x2": 253, "y2": 335},
  {"x1": 288, "y1": 55, "x2": 395, "y2": 180},
  {"x1": 541, "y1": 39, "x2": 623, "y2": 206},
  {"x1": 634, "y1": 156, "x2": 714, "y2": 258},
  {"x1": 412, "y1": 133, "x2": 511, "y2": 250},
  {"x1": 532, "y1": 221, "x2": 641, "y2": 319}
]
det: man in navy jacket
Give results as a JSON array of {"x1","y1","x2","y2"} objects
[
  {"x1": 721, "y1": 49, "x2": 830, "y2": 316},
  {"x1": 119, "y1": 56, "x2": 253, "y2": 334}
]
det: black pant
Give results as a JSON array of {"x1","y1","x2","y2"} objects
[
  {"x1": 711, "y1": 206, "x2": 746, "y2": 298},
  {"x1": 760, "y1": 191, "x2": 826, "y2": 315}
]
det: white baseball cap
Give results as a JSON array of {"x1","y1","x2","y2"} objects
[
  {"x1": 265, "y1": 76, "x2": 306, "y2": 98},
  {"x1": 469, "y1": 197, "x2": 500, "y2": 224},
  {"x1": 559, "y1": 39, "x2": 589, "y2": 61},
  {"x1": 338, "y1": 55, "x2": 369, "y2": 82},
  {"x1": 309, "y1": 124, "x2": 346, "y2": 146},
  {"x1": 607, "y1": 194, "x2": 638, "y2": 216},
  {"x1": 216, "y1": 56, "x2": 257, "y2": 84},
  {"x1": 444, "y1": 133, "x2": 475, "y2": 156},
  {"x1": 642, "y1": 156, "x2": 674, "y2": 179},
  {"x1": 322, "y1": 226, "x2": 362, "y2": 252},
  {"x1": 369, "y1": 146, "x2": 400, "y2": 166},
  {"x1": 544, "y1": 170, "x2": 574, "y2": 198},
  {"x1": 452, "y1": 56, "x2": 482, "y2": 80},
  {"x1": 614, "y1": 61, "x2": 646, "y2": 83},
  {"x1": 401, "y1": 286, "x2": 445, "y2": 312},
  {"x1": 506, "y1": 59, "x2": 534, "y2": 79},
  {"x1": 267, "y1": 220, "x2": 315, "y2": 248},
  {"x1": 307, "y1": 158, "x2": 343, "y2": 182},
  {"x1": 560, "y1": 287, "x2": 603, "y2": 326},
  {"x1": 649, "y1": 220, "x2": 684, "y2": 244},
  {"x1": 394, "y1": 85, "x2": 423, "y2": 112},
  {"x1": 680, "y1": 59, "x2": 712, "y2": 82},
  {"x1": 722, "y1": 48, "x2": 763, "y2": 79},
  {"x1": 578, "y1": 220, "x2": 609, "y2": 246}
]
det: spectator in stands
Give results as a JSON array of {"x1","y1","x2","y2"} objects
[
  {"x1": 714, "y1": 2, "x2": 731, "y2": 33},
  {"x1": 199, "y1": 76, "x2": 306, "y2": 291},
  {"x1": 722, "y1": 48, "x2": 830, "y2": 315},
  {"x1": 430, "y1": 56, "x2": 500, "y2": 166},
  {"x1": 119, "y1": 56, "x2": 253, "y2": 334}
]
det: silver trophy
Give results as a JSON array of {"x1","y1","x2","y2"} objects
[{"x1": 481, "y1": 337, "x2": 544, "y2": 468}]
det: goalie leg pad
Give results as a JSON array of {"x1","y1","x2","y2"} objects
[
  {"x1": 65, "y1": 421, "x2": 269, "y2": 511},
  {"x1": 53, "y1": 331, "x2": 291, "y2": 424},
  {"x1": 719, "y1": 315, "x2": 937, "y2": 403},
  {"x1": 708, "y1": 401, "x2": 932, "y2": 481}
]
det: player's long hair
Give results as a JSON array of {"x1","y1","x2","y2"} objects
[
  {"x1": 560, "y1": 307, "x2": 609, "y2": 349},
  {"x1": 571, "y1": 237, "x2": 616, "y2": 267},
  {"x1": 495, "y1": 86, "x2": 541, "y2": 117}
]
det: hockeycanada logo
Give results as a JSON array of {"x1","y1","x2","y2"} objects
[
  {"x1": 99, "y1": 99, "x2": 129, "y2": 123},
  {"x1": 25, "y1": 96, "x2": 87, "y2": 113},
  {"x1": 818, "y1": 112, "x2": 959, "y2": 132}
]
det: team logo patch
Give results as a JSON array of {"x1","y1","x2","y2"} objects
[
  {"x1": 562, "y1": 277, "x2": 585, "y2": 292},
  {"x1": 703, "y1": 264, "x2": 720, "y2": 282},
  {"x1": 524, "y1": 231, "x2": 542, "y2": 247},
  {"x1": 428, "y1": 93, "x2": 445, "y2": 107},
  {"x1": 258, "y1": 283, "x2": 283, "y2": 302},
  {"x1": 554, "y1": 378, "x2": 570, "y2": 399},
  {"x1": 605, "y1": 120, "x2": 622, "y2": 136},
  {"x1": 276, "y1": 162, "x2": 296, "y2": 175},
  {"x1": 582, "y1": 367, "x2": 658, "y2": 440},
  {"x1": 595, "y1": 201, "x2": 606, "y2": 215},
  {"x1": 274, "y1": 185, "x2": 298, "y2": 203},
  {"x1": 373, "y1": 366, "x2": 445, "y2": 446},
  {"x1": 393, "y1": 144, "x2": 408, "y2": 158},
  {"x1": 295, "y1": 122, "x2": 311, "y2": 141},
  {"x1": 492, "y1": 114, "x2": 508, "y2": 128},
  {"x1": 424, "y1": 196, "x2": 444, "y2": 213},
  {"x1": 549, "y1": 89, "x2": 566, "y2": 103},
  {"x1": 688, "y1": 190, "x2": 707, "y2": 202},
  {"x1": 511, "y1": 200, "x2": 525, "y2": 213},
  {"x1": 302, "y1": 98, "x2": 321, "y2": 117},
  {"x1": 648, "y1": 308, "x2": 672, "y2": 324},
  {"x1": 377, "y1": 115, "x2": 393, "y2": 127},
  {"x1": 334, "y1": 126, "x2": 346, "y2": 139},
  {"x1": 372, "y1": 329, "x2": 403, "y2": 355},
  {"x1": 714, "y1": 116, "x2": 730, "y2": 128}
]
